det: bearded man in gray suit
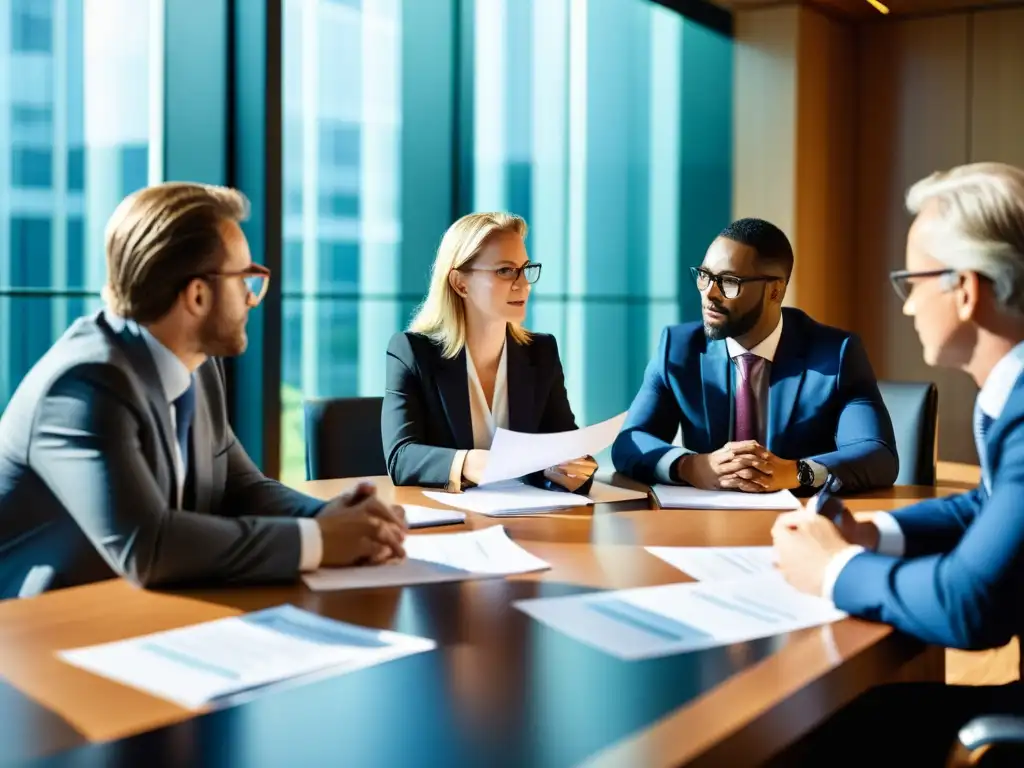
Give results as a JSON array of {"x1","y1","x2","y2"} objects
[{"x1": 0, "y1": 182, "x2": 406, "y2": 598}]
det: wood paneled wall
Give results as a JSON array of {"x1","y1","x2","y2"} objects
[
  {"x1": 735, "y1": 3, "x2": 1024, "y2": 463},
  {"x1": 733, "y1": 6, "x2": 855, "y2": 330}
]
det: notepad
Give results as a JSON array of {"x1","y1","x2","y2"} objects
[
  {"x1": 651, "y1": 485, "x2": 800, "y2": 511},
  {"x1": 402, "y1": 504, "x2": 466, "y2": 529}
]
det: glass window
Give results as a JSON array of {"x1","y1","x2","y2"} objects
[
  {"x1": 11, "y1": 0, "x2": 54, "y2": 54},
  {"x1": 0, "y1": 0, "x2": 160, "y2": 405},
  {"x1": 470, "y1": 0, "x2": 731, "y2": 439},
  {"x1": 281, "y1": 0, "x2": 411, "y2": 485}
]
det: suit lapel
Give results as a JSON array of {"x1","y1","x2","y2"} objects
[
  {"x1": 109, "y1": 316, "x2": 180, "y2": 487},
  {"x1": 767, "y1": 318, "x2": 807, "y2": 452},
  {"x1": 700, "y1": 340, "x2": 732, "y2": 450},
  {"x1": 505, "y1": 332, "x2": 535, "y2": 432},
  {"x1": 436, "y1": 349, "x2": 474, "y2": 448},
  {"x1": 191, "y1": 373, "x2": 214, "y2": 514}
]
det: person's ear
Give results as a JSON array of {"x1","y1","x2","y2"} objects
[
  {"x1": 181, "y1": 278, "x2": 211, "y2": 318},
  {"x1": 956, "y1": 271, "x2": 980, "y2": 322},
  {"x1": 448, "y1": 269, "x2": 469, "y2": 299}
]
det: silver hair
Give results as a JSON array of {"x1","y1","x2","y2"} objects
[{"x1": 906, "y1": 162, "x2": 1024, "y2": 316}]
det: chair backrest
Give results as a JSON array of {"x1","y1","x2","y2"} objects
[
  {"x1": 878, "y1": 380, "x2": 939, "y2": 486},
  {"x1": 303, "y1": 396, "x2": 386, "y2": 481}
]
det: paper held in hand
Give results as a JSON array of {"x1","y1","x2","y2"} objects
[{"x1": 478, "y1": 412, "x2": 628, "y2": 486}]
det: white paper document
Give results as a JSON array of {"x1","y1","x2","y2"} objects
[
  {"x1": 514, "y1": 573, "x2": 846, "y2": 660},
  {"x1": 423, "y1": 480, "x2": 592, "y2": 516},
  {"x1": 646, "y1": 546, "x2": 777, "y2": 582},
  {"x1": 652, "y1": 485, "x2": 801, "y2": 511},
  {"x1": 302, "y1": 525, "x2": 551, "y2": 591},
  {"x1": 478, "y1": 412, "x2": 628, "y2": 486},
  {"x1": 58, "y1": 604, "x2": 435, "y2": 709},
  {"x1": 402, "y1": 504, "x2": 466, "y2": 529}
]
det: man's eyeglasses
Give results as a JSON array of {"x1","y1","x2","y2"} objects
[
  {"x1": 459, "y1": 263, "x2": 542, "y2": 284},
  {"x1": 888, "y1": 268, "x2": 958, "y2": 303},
  {"x1": 190, "y1": 264, "x2": 271, "y2": 307},
  {"x1": 690, "y1": 266, "x2": 780, "y2": 300}
]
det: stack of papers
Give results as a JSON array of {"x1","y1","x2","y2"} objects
[
  {"x1": 645, "y1": 546, "x2": 776, "y2": 581},
  {"x1": 478, "y1": 412, "x2": 627, "y2": 486},
  {"x1": 402, "y1": 504, "x2": 466, "y2": 529},
  {"x1": 302, "y1": 525, "x2": 551, "y2": 591},
  {"x1": 651, "y1": 485, "x2": 801, "y2": 510},
  {"x1": 514, "y1": 573, "x2": 846, "y2": 660},
  {"x1": 58, "y1": 605, "x2": 435, "y2": 709},
  {"x1": 423, "y1": 480, "x2": 592, "y2": 516}
]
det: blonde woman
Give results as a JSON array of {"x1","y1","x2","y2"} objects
[{"x1": 382, "y1": 212, "x2": 597, "y2": 491}]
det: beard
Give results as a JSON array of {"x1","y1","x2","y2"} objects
[
  {"x1": 703, "y1": 301, "x2": 763, "y2": 341},
  {"x1": 198, "y1": 302, "x2": 248, "y2": 358}
]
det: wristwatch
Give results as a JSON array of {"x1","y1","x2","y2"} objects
[{"x1": 796, "y1": 459, "x2": 815, "y2": 488}]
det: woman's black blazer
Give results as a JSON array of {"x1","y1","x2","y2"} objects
[{"x1": 382, "y1": 328, "x2": 586, "y2": 489}]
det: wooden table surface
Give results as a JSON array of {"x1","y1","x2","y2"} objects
[{"x1": 0, "y1": 478, "x2": 951, "y2": 767}]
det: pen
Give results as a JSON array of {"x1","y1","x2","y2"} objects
[{"x1": 813, "y1": 472, "x2": 842, "y2": 524}]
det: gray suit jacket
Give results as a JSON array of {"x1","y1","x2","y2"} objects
[{"x1": 0, "y1": 310, "x2": 325, "y2": 598}]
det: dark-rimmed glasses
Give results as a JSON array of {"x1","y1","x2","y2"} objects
[
  {"x1": 690, "y1": 266, "x2": 781, "y2": 300},
  {"x1": 888, "y1": 268, "x2": 958, "y2": 303},
  {"x1": 190, "y1": 263, "x2": 271, "y2": 307},
  {"x1": 459, "y1": 263, "x2": 542, "y2": 284}
]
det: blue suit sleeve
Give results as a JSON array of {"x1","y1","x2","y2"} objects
[
  {"x1": 611, "y1": 327, "x2": 687, "y2": 483},
  {"x1": 807, "y1": 335, "x2": 899, "y2": 492},
  {"x1": 833, "y1": 424, "x2": 1024, "y2": 650},
  {"x1": 890, "y1": 487, "x2": 985, "y2": 557}
]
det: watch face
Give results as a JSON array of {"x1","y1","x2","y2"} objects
[{"x1": 798, "y1": 462, "x2": 813, "y2": 485}]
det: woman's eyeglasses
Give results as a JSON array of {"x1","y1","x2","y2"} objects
[{"x1": 459, "y1": 263, "x2": 542, "y2": 284}]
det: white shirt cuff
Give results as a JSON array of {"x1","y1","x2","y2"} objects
[
  {"x1": 448, "y1": 449, "x2": 468, "y2": 492},
  {"x1": 655, "y1": 447, "x2": 693, "y2": 484},
  {"x1": 871, "y1": 511, "x2": 905, "y2": 556},
  {"x1": 821, "y1": 544, "x2": 864, "y2": 601},
  {"x1": 297, "y1": 518, "x2": 323, "y2": 572},
  {"x1": 803, "y1": 459, "x2": 831, "y2": 488}
]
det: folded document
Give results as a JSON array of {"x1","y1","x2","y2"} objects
[
  {"x1": 651, "y1": 485, "x2": 800, "y2": 511},
  {"x1": 423, "y1": 480, "x2": 592, "y2": 516}
]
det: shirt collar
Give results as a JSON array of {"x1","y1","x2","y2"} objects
[
  {"x1": 137, "y1": 324, "x2": 193, "y2": 403},
  {"x1": 725, "y1": 313, "x2": 784, "y2": 362},
  {"x1": 977, "y1": 341, "x2": 1024, "y2": 419}
]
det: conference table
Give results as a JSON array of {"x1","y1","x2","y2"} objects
[{"x1": 0, "y1": 477, "x2": 951, "y2": 767}]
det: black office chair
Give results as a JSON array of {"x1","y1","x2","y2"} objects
[
  {"x1": 303, "y1": 396, "x2": 387, "y2": 480},
  {"x1": 878, "y1": 380, "x2": 939, "y2": 486},
  {"x1": 948, "y1": 715, "x2": 1024, "y2": 766}
]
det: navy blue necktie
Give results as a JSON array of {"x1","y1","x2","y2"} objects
[
  {"x1": 173, "y1": 378, "x2": 196, "y2": 478},
  {"x1": 973, "y1": 402, "x2": 994, "y2": 491}
]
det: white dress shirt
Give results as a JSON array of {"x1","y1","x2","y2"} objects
[
  {"x1": 656, "y1": 314, "x2": 828, "y2": 486},
  {"x1": 139, "y1": 326, "x2": 322, "y2": 571},
  {"x1": 821, "y1": 340, "x2": 1024, "y2": 600},
  {"x1": 448, "y1": 341, "x2": 510, "y2": 491}
]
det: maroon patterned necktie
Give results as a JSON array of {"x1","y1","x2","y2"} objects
[{"x1": 734, "y1": 353, "x2": 764, "y2": 442}]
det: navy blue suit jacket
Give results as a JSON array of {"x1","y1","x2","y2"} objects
[
  {"x1": 611, "y1": 307, "x2": 898, "y2": 493},
  {"x1": 834, "y1": 378, "x2": 1024, "y2": 650}
]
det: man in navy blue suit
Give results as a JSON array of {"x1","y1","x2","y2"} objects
[
  {"x1": 774, "y1": 162, "x2": 1024, "y2": 763},
  {"x1": 612, "y1": 217, "x2": 898, "y2": 495}
]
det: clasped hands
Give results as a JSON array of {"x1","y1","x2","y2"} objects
[
  {"x1": 676, "y1": 440, "x2": 799, "y2": 492},
  {"x1": 316, "y1": 481, "x2": 408, "y2": 567}
]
